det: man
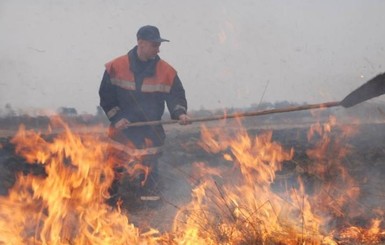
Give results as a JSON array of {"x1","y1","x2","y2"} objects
[{"x1": 99, "y1": 25, "x2": 190, "y2": 207}]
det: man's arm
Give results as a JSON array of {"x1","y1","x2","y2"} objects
[
  {"x1": 166, "y1": 75, "x2": 189, "y2": 124},
  {"x1": 99, "y1": 71, "x2": 127, "y2": 127}
]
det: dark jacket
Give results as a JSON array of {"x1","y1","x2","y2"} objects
[{"x1": 99, "y1": 46, "x2": 187, "y2": 148}]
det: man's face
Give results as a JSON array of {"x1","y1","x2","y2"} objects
[{"x1": 137, "y1": 39, "x2": 161, "y2": 61}]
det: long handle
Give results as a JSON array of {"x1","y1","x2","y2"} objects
[
  {"x1": 117, "y1": 72, "x2": 385, "y2": 128},
  {"x1": 125, "y1": 101, "x2": 341, "y2": 127}
]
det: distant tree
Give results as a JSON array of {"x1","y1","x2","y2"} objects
[
  {"x1": 249, "y1": 102, "x2": 274, "y2": 110},
  {"x1": 58, "y1": 107, "x2": 78, "y2": 116},
  {"x1": 274, "y1": 100, "x2": 292, "y2": 109},
  {"x1": 4, "y1": 103, "x2": 16, "y2": 117}
]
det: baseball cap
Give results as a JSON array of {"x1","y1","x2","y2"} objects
[{"x1": 136, "y1": 25, "x2": 170, "y2": 42}]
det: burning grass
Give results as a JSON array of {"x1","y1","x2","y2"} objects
[
  {"x1": 0, "y1": 115, "x2": 384, "y2": 244},
  {"x1": 170, "y1": 118, "x2": 384, "y2": 244}
]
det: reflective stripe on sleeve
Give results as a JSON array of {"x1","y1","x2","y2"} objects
[
  {"x1": 173, "y1": 104, "x2": 186, "y2": 113},
  {"x1": 107, "y1": 106, "x2": 120, "y2": 119}
]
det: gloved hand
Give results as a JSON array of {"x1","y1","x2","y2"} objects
[
  {"x1": 178, "y1": 114, "x2": 191, "y2": 125},
  {"x1": 114, "y1": 118, "x2": 130, "y2": 129}
]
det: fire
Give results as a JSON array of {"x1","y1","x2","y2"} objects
[
  {"x1": 0, "y1": 115, "x2": 384, "y2": 244},
  {"x1": 173, "y1": 125, "x2": 324, "y2": 244},
  {"x1": 171, "y1": 117, "x2": 385, "y2": 244},
  {"x1": 339, "y1": 219, "x2": 385, "y2": 244},
  {"x1": 0, "y1": 118, "x2": 160, "y2": 244}
]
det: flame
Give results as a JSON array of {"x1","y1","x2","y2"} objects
[
  {"x1": 173, "y1": 125, "x2": 331, "y2": 244},
  {"x1": 0, "y1": 118, "x2": 160, "y2": 244},
  {"x1": 339, "y1": 219, "x2": 385, "y2": 244},
  {"x1": 172, "y1": 118, "x2": 385, "y2": 244},
  {"x1": 0, "y1": 116, "x2": 384, "y2": 244}
]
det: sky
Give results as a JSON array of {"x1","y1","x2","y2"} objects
[{"x1": 0, "y1": 0, "x2": 384, "y2": 115}]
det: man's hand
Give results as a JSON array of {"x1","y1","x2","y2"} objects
[
  {"x1": 114, "y1": 118, "x2": 130, "y2": 130},
  {"x1": 178, "y1": 114, "x2": 191, "y2": 125}
]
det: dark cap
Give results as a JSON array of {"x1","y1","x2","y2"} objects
[{"x1": 136, "y1": 25, "x2": 170, "y2": 42}]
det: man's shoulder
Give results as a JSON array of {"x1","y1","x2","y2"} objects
[
  {"x1": 158, "y1": 58, "x2": 176, "y2": 72},
  {"x1": 107, "y1": 54, "x2": 129, "y2": 64},
  {"x1": 105, "y1": 54, "x2": 129, "y2": 72}
]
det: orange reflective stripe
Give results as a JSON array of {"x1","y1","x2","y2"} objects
[
  {"x1": 141, "y1": 60, "x2": 176, "y2": 92},
  {"x1": 106, "y1": 55, "x2": 136, "y2": 91},
  {"x1": 110, "y1": 78, "x2": 136, "y2": 90},
  {"x1": 141, "y1": 83, "x2": 171, "y2": 93},
  {"x1": 106, "y1": 55, "x2": 176, "y2": 93}
]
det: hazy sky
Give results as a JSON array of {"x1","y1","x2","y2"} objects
[{"x1": 1, "y1": 0, "x2": 384, "y2": 115}]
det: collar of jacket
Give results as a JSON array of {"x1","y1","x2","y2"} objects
[{"x1": 128, "y1": 46, "x2": 160, "y2": 77}]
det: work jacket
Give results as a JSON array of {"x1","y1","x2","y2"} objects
[{"x1": 99, "y1": 46, "x2": 187, "y2": 149}]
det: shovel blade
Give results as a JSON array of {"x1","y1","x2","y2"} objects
[{"x1": 340, "y1": 73, "x2": 385, "y2": 108}]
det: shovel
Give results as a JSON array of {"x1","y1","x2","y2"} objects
[
  {"x1": 124, "y1": 72, "x2": 385, "y2": 127},
  {"x1": 339, "y1": 72, "x2": 385, "y2": 108}
]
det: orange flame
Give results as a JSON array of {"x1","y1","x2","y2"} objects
[
  {"x1": 172, "y1": 118, "x2": 384, "y2": 244},
  {"x1": 0, "y1": 116, "x2": 384, "y2": 244},
  {"x1": 0, "y1": 119, "x2": 160, "y2": 244}
]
